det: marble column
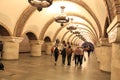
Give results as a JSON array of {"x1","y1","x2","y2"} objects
[
  {"x1": 94, "y1": 42, "x2": 101, "y2": 62},
  {"x1": 45, "y1": 42, "x2": 54, "y2": 55},
  {"x1": 107, "y1": 14, "x2": 120, "y2": 80},
  {"x1": 99, "y1": 38, "x2": 112, "y2": 72},
  {"x1": 1, "y1": 36, "x2": 23, "y2": 60},
  {"x1": 30, "y1": 40, "x2": 43, "y2": 57}
]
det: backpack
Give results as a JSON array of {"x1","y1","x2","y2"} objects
[
  {"x1": 54, "y1": 47, "x2": 59, "y2": 53},
  {"x1": 67, "y1": 48, "x2": 73, "y2": 55},
  {"x1": 51, "y1": 47, "x2": 54, "y2": 53},
  {"x1": 61, "y1": 48, "x2": 66, "y2": 55}
]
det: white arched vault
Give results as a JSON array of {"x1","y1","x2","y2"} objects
[{"x1": 0, "y1": 0, "x2": 110, "y2": 46}]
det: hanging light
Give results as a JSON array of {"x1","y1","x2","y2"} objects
[
  {"x1": 28, "y1": 0, "x2": 53, "y2": 11},
  {"x1": 55, "y1": 6, "x2": 69, "y2": 26},
  {"x1": 72, "y1": 30, "x2": 80, "y2": 34},
  {"x1": 66, "y1": 18, "x2": 77, "y2": 31},
  {"x1": 66, "y1": 25, "x2": 77, "y2": 31}
]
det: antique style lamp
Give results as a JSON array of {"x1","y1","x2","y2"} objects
[
  {"x1": 28, "y1": 0, "x2": 53, "y2": 11},
  {"x1": 55, "y1": 6, "x2": 69, "y2": 26},
  {"x1": 72, "y1": 30, "x2": 80, "y2": 34},
  {"x1": 66, "y1": 18, "x2": 77, "y2": 31}
]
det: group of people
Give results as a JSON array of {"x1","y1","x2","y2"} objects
[{"x1": 51, "y1": 44, "x2": 92, "y2": 66}]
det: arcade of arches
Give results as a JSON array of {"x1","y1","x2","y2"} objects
[{"x1": 0, "y1": 0, "x2": 120, "y2": 80}]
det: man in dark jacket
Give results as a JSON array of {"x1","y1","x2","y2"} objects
[
  {"x1": 54, "y1": 45, "x2": 59, "y2": 65},
  {"x1": 61, "y1": 44, "x2": 66, "y2": 65}
]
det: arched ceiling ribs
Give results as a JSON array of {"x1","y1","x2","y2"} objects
[
  {"x1": 52, "y1": 14, "x2": 99, "y2": 43},
  {"x1": 65, "y1": 0, "x2": 102, "y2": 37},
  {"x1": 60, "y1": 31, "x2": 69, "y2": 42},
  {"x1": 15, "y1": 1, "x2": 101, "y2": 41},
  {"x1": 39, "y1": 18, "x2": 54, "y2": 40},
  {"x1": 73, "y1": 37, "x2": 79, "y2": 45},
  {"x1": 65, "y1": 28, "x2": 95, "y2": 43},
  {"x1": 68, "y1": 13, "x2": 99, "y2": 39},
  {"x1": 73, "y1": 22, "x2": 98, "y2": 40},
  {"x1": 81, "y1": 31, "x2": 95, "y2": 43},
  {"x1": 67, "y1": 33, "x2": 74, "y2": 43},
  {"x1": 104, "y1": 0, "x2": 112, "y2": 22},
  {"x1": 71, "y1": 35, "x2": 78, "y2": 43},
  {"x1": 14, "y1": 6, "x2": 36, "y2": 37}
]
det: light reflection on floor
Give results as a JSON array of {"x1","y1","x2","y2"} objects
[{"x1": 0, "y1": 53, "x2": 110, "y2": 80}]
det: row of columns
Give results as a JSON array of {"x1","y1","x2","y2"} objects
[
  {"x1": 95, "y1": 14, "x2": 120, "y2": 80},
  {"x1": 0, "y1": 36, "x2": 45, "y2": 60},
  {"x1": 95, "y1": 1, "x2": 120, "y2": 79}
]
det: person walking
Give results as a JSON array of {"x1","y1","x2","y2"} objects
[
  {"x1": 51, "y1": 45, "x2": 55, "y2": 56},
  {"x1": 79, "y1": 47, "x2": 84, "y2": 66},
  {"x1": 53, "y1": 45, "x2": 59, "y2": 65},
  {"x1": 61, "y1": 44, "x2": 67, "y2": 65},
  {"x1": 74, "y1": 46, "x2": 81, "y2": 66},
  {"x1": 66, "y1": 45, "x2": 73, "y2": 66}
]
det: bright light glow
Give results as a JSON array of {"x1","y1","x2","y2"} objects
[
  {"x1": 68, "y1": 16, "x2": 89, "y2": 24},
  {"x1": 45, "y1": 1, "x2": 82, "y2": 14}
]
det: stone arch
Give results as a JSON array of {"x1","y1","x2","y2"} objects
[
  {"x1": 14, "y1": 6, "x2": 36, "y2": 37},
  {"x1": 59, "y1": 23, "x2": 97, "y2": 45},
  {"x1": 65, "y1": 0, "x2": 102, "y2": 37},
  {"x1": 67, "y1": 34, "x2": 74, "y2": 43},
  {"x1": 53, "y1": 14, "x2": 98, "y2": 41},
  {"x1": 61, "y1": 31, "x2": 69, "y2": 43},
  {"x1": 103, "y1": 17, "x2": 109, "y2": 38},
  {"x1": 19, "y1": 31, "x2": 37, "y2": 53},
  {"x1": 44, "y1": 36, "x2": 51, "y2": 42},
  {"x1": 104, "y1": 0, "x2": 113, "y2": 22},
  {"x1": 71, "y1": 35, "x2": 78, "y2": 44},
  {"x1": 26, "y1": 32, "x2": 37, "y2": 40},
  {"x1": 73, "y1": 37, "x2": 79, "y2": 45},
  {"x1": 0, "y1": 23, "x2": 11, "y2": 36},
  {"x1": 14, "y1": 1, "x2": 102, "y2": 40}
]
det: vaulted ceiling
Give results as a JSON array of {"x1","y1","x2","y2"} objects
[{"x1": 0, "y1": 0, "x2": 110, "y2": 45}]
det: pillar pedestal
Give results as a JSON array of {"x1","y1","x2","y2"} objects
[
  {"x1": 107, "y1": 14, "x2": 120, "y2": 80},
  {"x1": 30, "y1": 40, "x2": 43, "y2": 57},
  {"x1": 99, "y1": 38, "x2": 111, "y2": 72},
  {"x1": 1, "y1": 36, "x2": 23, "y2": 60},
  {"x1": 45, "y1": 42, "x2": 54, "y2": 55},
  {"x1": 95, "y1": 42, "x2": 101, "y2": 62}
]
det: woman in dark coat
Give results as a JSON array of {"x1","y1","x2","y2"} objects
[{"x1": 54, "y1": 45, "x2": 59, "y2": 65}]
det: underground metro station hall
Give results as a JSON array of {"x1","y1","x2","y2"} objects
[{"x1": 0, "y1": 0, "x2": 120, "y2": 80}]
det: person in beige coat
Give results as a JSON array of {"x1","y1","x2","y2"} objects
[{"x1": 66, "y1": 45, "x2": 73, "y2": 66}]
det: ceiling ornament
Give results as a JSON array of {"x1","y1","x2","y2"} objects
[
  {"x1": 28, "y1": 0, "x2": 53, "y2": 11},
  {"x1": 72, "y1": 30, "x2": 80, "y2": 34},
  {"x1": 55, "y1": 6, "x2": 69, "y2": 26},
  {"x1": 66, "y1": 18, "x2": 77, "y2": 31}
]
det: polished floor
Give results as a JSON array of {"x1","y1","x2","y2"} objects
[{"x1": 0, "y1": 53, "x2": 110, "y2": 80}]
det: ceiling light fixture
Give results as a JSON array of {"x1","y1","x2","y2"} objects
[
  {"x1": 66, "y1": 18, "x2": 77, "y2": 31},
  {"x1": 28, "y1": 0, "x2": 53, "y2": 11},
  {"x1": 72, "y1": 30, "x2": 80, "y2": 34},
  {"x1": 55, "y1": 6, "x2": 69, "y2": 26}
]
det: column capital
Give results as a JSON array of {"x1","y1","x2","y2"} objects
[
  {"x1": 0, "y1": 36, "x2": 23, "y2": 43},
  {"x1": 99, "y1": 38, "x2": 111, "y2": 46},
  {"x1": 30, "y1": 40, "x2": 44, "y2": 45},
  {"x1": 112, "y1": 0, "x2": 120, "y2": 16},
  {"x1": 107, "y1": 15, "x2": 120, "y2": 43},
  {"x1": 96, "y1": 41, "x2": 101, "y2": 47}
]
